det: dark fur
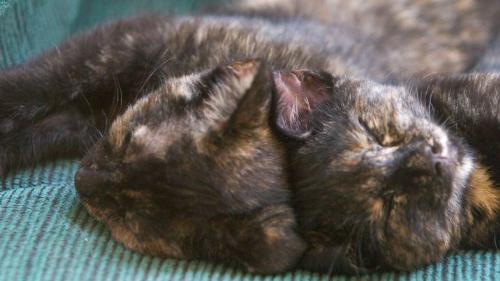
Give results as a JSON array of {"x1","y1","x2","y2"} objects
[
  {"x1": 0, "y1": 0, "x2": 498, "y2": 274},
  {"x1": 75, "y1": 61, "x2": 306, "y2": 273},
  {"x1": 273, "y1": 71, "x2": 499, "y2": 273},
  {"x1": 0, "y1": 0, "x2": 496, "y2": 175}
]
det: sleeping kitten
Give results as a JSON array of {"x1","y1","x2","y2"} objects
[
  {"x1": 272, "y1": 70, "x2": 499, "y2": 273},
  {"x1": 220, "y1": 0, "x2": 500, "y2": 81},
  {"x1": 76, "y1": 60, "x2": 306, "y2": 273},
  {"x1": 0, "y1": 1, "x2": 496, "y2": 177},
  {"x1": 0, "y1": 0, "x2": 498, "y2": 274}
]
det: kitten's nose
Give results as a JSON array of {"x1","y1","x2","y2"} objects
[
  {"x1": 428, "y1": 142, "x2": 450, "y2": 177},
  {"x1": 75, "y1": 165, "x2": 111, "y2": 198},
  {"x1": 398, "y1": 141, "x2": 451, "y2": 179}
]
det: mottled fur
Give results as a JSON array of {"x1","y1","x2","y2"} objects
[
  {"x1": 0, "y1": 0, "x2": 497, "y2": 174},
  {"x1": 0, "y1": 0, "x2": 498, "y2": 275},
  {"x1": 273, "y1": 71, "x2": 499, "y2": 273},
  {"x1": 222, "y1": 0, "x2": 500, "y2": 80},
  {"x1": 76, "y1": 61, "x2": 306, "y2": 273}
]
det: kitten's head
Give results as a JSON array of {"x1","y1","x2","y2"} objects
[
  {"x1": 75, "y1": 60, "x2": 291, "y2": 254},
  {"x1": 274, "y1": 70, "x2": 495, "y2": 273}
]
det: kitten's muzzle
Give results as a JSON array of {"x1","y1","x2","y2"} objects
[
  {"x1": 75, "y1": 165, "x2": 112, "y2": 199},
  {"x1": 391, "y1": 141, "x2": 454, "y2": 195}
]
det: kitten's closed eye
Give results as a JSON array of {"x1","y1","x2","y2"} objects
[
  {"x1": 273, "y1": 73, "x2": 488, "y2": 273},
  {"x1": 75, "y1": 60, "x2": 306, "y2": 274},
  {"x1": 357, "y1": 117, "x2": 403, "y2": 147}
]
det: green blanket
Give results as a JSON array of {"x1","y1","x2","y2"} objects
[{"x1": 0, "y1": 1, "x2": 499, "y2": 280}]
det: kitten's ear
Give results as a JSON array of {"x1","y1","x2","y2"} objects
[
  {"x1": 272, "y1": 70, "x2": 333, "y2": 139},
  {"x1": 226, "y1": 60, "x2": 274, "y2": 130},
  {"x1": 196, "y1": 59, "x2": 273, "y2": 130}
]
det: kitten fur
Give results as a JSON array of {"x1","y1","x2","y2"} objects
[
  {"x1": 0, "y1": 0, "x2": 498, "y2": 274},
  {"x1": 272, "y1": 70, "x2": 499, "y2": 273},
  {"x1": 76, "y1": 60, "x2": 306, "y2": 273},
  {"x1": 0, "y1": 1, "x2": 497, "y2": 174}
]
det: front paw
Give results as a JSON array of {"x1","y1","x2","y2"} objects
[
  {"x1": 0, "y1": 141, "x2": 17, "y2": 179},
  {"x1": 238, "y1": 205, "x2": 307, "y2": 274},
  {"x1": 0, "y1": 118, "x2": 25, "y2": 177},
  {"x1": 244, "y1": 228, "x2": 306, "y2": 274},
  {"x1": 0, "y1": 155, "x2": 7, "y2": 179},
  {"x1": 0, "y1": 109, "x2": 29, "y2": 177}
]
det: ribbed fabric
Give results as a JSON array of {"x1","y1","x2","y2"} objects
[
  {"x1": 1, "y1": 160, "x2": 500, "y2": 281},
  {"x1": 0, "y1": 0, "x2": 222, "y2": 68}
]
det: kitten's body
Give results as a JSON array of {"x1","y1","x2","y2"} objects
[
  {"x1": 0, "y1": 0, "x2": 499, "y2": 275},
  {"x1": 1, "y1": 0, "x2": 497, "y2": 174},
  {"x1": 274, "y1": 71, "x2": 499, "y2": 273},
  {"x1": 224, "y1": 0, "x2": 500, "y2": 79}
]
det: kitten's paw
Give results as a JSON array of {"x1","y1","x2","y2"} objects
[
  {"x1": 238, "y1": 205, "x2": 307, "y2": 274},
  {"x1": 0, "y1": 162, "x2": 6, "y2": 179},
  {"x1": 244, "y1": 228, "x2": 306, "y2": 274},
  {"x1": 0, "y1": 144, "x2": 19, "y2": 179},
  {"x1": 0, "y1": 122, "x2": 21, "y2": 178}
]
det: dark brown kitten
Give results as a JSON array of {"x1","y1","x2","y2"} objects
[
  {"x1": 273, "y1": 70, "x2": 499, "y2": 274},
  {"x1": 76, "y1": 60, "x2": 306, "y2": 273},
  {"x1": 221, "y1": 0, "x2": 500, "y2": 81},
  {"x1": 0, "y1": 1, "x2": 498, "y2": 275},
  {"x1": 1, "y1": 0, "x2": 497, "y2": 176}
]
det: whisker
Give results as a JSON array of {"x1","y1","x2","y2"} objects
[
  {"x1": 355, "y1": 224, "x2": 367, "y2": 270},
  {"x1": 111, "y1": 74, "x2": 125, "y2": 119},
  {"x1": 326, "y1": 245, "x2": 346, "y2": 276},
  {"x1": 439, "y1": 116, "x2": 453, "y2": 130},
  {"x1": 80, "y1": 93, "x2": 96, "y2": 119},
  {"x1": 137, "y1": 53, "x2": 173, "y2": 96},
  {"x1": 101, "y1": 111, "x2": 110, "y2": 134}
]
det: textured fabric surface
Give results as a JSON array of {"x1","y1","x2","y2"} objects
[
  {"x1": 1, "y1": 160, "x2": 500, "y2": 281},
  {"x1": 1, "y1": 0, "x2": 500, "y2": 280},
  {"x1": 0, "y1": 0, "x2": 221, "y2": 68}
]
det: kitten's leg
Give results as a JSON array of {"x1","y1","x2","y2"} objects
[
  {"x1": 98, "y1": 204, "x2": 306, "y2": 274},
  {"x1": 0, "y1": 107, "x2": 96, "y2": 175},
  {"x1": 210, "y1": 205, "x2": 306, "y2": 273},
  {"x1": 0, "y1": 14, "x2": 172, "y2": 175}
]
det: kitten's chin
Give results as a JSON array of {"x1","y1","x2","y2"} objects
[
  {"x1": 332, "y1": 157, "x2": 475, "y2": 273},
  {"x1": 376, "y1": 156, "x2": 477, "y2": 272}
]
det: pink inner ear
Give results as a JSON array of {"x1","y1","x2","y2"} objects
[{"x1": 273, "y1": 70, "x2": 331, "y2": 137}]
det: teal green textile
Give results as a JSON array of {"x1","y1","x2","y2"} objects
[
  {"x1": 1, "y1": 0, "x2": 499, "y2": 280},
  {"x1": 0, "y1": 0, "x2": 222, "y2": 68},
  {"x1": 1, "y1": 160, "x2": 499, "y2": 281}
]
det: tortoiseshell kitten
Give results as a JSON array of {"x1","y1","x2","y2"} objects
[
  {"x1": 272, "y1": 70, "x2": 499, "y2": 274},
  {"x1": 0, "y1": 0, "x2": 498, "y2": 274},
  {"x1": 75, "y1": 60, "x2": 306, "y2": 273},
  {"x1": 1, "y1": 1, "x2": 497, "y2": 177},
  {"x1": 220, "y1": 0, "x2": 500, "y2": 81}
]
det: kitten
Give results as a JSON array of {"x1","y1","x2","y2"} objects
[
  {"x1": 0, "y1": 0, "x2": 497, "y2": 175},
  {"x1": 272, "y1": 70, "x2": 499, "y2": 273},
  {"x1": 219, "y1": 0, "x2": 500, "y2": 81},
  {"x1": 0, "y1": 0, "x2": 498, "y2": 274},
  {"x1": 76, "y1": 60, "x2": 306, "y2": 273}
]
